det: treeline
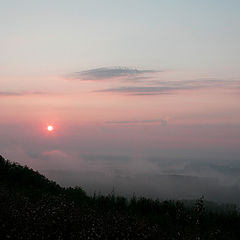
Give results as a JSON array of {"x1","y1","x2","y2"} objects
[{"x1": 0, "y1": 155, "x2": 240, "y2": 239}]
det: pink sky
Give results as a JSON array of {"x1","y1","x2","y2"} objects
[
  {"x1": 1, "y1": 1, "x2": 240, "y2": 202},
  {"x1": 1, "y1": 68, "x2": 240, "y2": 202}
]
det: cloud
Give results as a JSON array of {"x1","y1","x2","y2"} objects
[
  {"x1": 181, "y1": 162, "x2": 240, "y2": 178},
  {"x1": 68, "y1": 66, "x2": 240, "y2": 95},
  {"x1": 43, "y1": 169, "x2": 240, "y2": 204},
  {"x1": 155, "y1": 78, "x2": 240, "y2": 88},
  {"x1": 1, "y1": 122, "x2": 240, "y2": 204},
  {"x1": 40, "y1": 150, "x2": 86, "y2": 171},
  {"x1": 0, "y1": 91, "x2": 46, "y2": 97},
  {"x1": 81, "y1": 154, "x2": 131, "y2": 162},
  {"x1": 105, "y1": 119, "x2": 167, "y2": 126},
  {"x1": 97, "y1": 79, "x2": 240, "y2": 95},
  {"x1": 42, "y1": 150, "x2": 71, "y2": 160},
  {"x1": 69, "y1": 67, "x2": 158, "y2": 80},
  {"x1": 97, "y1": 86, "x2": 176, "y2": 94},
  {"x1": 0, "y1": 92, "x2": 23, "y2": 96}
]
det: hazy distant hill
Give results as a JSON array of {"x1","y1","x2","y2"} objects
[{"x1": 0, "y1": 154, "x2": 240, "y2": 239}]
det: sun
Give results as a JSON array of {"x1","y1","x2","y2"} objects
[{"x1": 47, "y1": 125, "x2": 54, "y2": 132}]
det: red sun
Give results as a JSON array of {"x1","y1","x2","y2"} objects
[{"x1": 47, "y1": 125, "x2": 54, "y2": 132}]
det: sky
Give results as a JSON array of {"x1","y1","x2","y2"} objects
[{"x1": 1, "y1": 1, "x2": 240, "y2": 203}]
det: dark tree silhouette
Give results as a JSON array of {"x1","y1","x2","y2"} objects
[{"x1": 0, "y1": 155, "x2": 239, "y2": 239}]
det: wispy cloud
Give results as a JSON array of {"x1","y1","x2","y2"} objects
[
  {"x1": 69, "y1": 66, "x2": 158, "y2": 81},
  {"x1": 97, "y1": 79, "x2": 240, "y2": 95},
  {"x1": 0, "y1": 91, "x2": 46, "y2": 97},
  {"x1": 153, "y1": 78, "x2": 240, "y2": 88},
  {"x1": 67, "y1": 66, "x2": 239, "y2": 95},
  {"x1": 81, "y1": 154, "x2": 131, "y2": 162},
  {"x1": 0, "y1": 92, "x2": 23, "y2": 96},
  {"x1": 105, "y1": 119, "x2": 167, "y2": 126},
  {"x1": 97, "y1": 86, "x2": 175, "y2": 94}
]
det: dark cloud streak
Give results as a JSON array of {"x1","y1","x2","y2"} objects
[
  {"x1": 97, "y1": 79, "x2": 240, "y2": 95},
  {"x1": 70, "y1": 67, "x2": 159, "y2": 80},
  {"x1": 0, "y1": 91, "x2": 46, "y2": 97},
  {"x1": 106, "y1": 119, "x2": 167, "y2": 125}
]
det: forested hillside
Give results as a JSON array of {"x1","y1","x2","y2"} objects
[{"x1": 0, "y1": 155, "x2": 239, "y2": 240}]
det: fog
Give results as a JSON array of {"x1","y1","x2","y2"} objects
[{"x1": 1, "y1": 122, "x2": 240, "y2": 205}]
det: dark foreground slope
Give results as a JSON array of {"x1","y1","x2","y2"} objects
[{"x1": 0, "y1": 155, "x2": 240, "y2": 240}]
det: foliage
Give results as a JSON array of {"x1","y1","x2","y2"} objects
[{"x1": 0, "y1": 155, "x2": 240, "y2": 239}]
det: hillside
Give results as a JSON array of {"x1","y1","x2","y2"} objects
[{"x1": 0, "y1": 155, "x2": 240, "y2": 240}]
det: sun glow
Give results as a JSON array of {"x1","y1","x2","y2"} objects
[{"x1": 47, "y1": 125, "x2": 54, "y2": 132}]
